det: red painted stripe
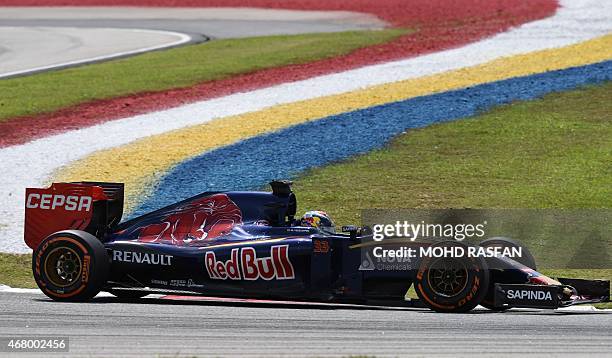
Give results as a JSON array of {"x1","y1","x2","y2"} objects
[{"x1": 0, "y1": 0, "x2": 558, "y2": 148}]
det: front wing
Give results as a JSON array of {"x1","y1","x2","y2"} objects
[{"x1": 494, "y1": 278, "x2": 610, "y2": 309}]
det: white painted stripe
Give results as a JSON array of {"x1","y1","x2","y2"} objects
[
  {"x1": 0, "y1": 285, "x2": 158, "y2": 298},
  {"x1": 556, "y1": 305, "x2": 612, "y2": 313},
  {"x1": 0, "y1": 285, "x2": 40, "y2": 294},
  {"x1": 0, "y1": 28, "x2": 192, "y2": 79},
  {"x1": 0, "y1": 0, "x2": 610, "y2": 253}
]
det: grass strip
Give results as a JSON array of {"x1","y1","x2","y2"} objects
[{"x1": 0, "y1": 253, "x2": 33, "y2": 288}]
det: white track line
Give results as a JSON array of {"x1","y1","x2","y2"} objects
[
  {"x1": 0, "y1": 0, "x2": 611, "y2": 253},
  {"x1": 0, "y1": 28, "x2": 191, "y2": 79},
  {"x1": 0, "y1": 285, "x2": 118, "y2": 297},
  {"x1": 0, "y1": 285, "x2": 39, "y2": 294}
]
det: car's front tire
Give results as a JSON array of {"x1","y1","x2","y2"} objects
[
  {"x1": 32, "y1": 230, "x2": 109, "y2": 302},
  {"x1": 415, "y1": 241, "x2": 490, "y2": 313}
]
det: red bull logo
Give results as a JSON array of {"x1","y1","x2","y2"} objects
[{"x1": 205, "y1": 245, "x2": 295, "y2": 280}]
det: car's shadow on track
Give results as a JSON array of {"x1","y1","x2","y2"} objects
[
  {"x1": 32, "y1": 295, "x2": 612, "y2": 314},
  {"x1": 32, "y1": 294, "x2": 428, "y2": 311},
  {"x1": 86, "y1": 296, "x2": 419, "y2": 311}
]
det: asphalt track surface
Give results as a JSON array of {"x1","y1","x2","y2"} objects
[
  {"x1": 1, "y1": 291, "x2": 611, "y2": 357},
  {"x1": 0, "y1": 26, "x2": 190, "y2": 78},
  {"x1": 0, "y1": 7, "x2": 385, "y2": 78}
]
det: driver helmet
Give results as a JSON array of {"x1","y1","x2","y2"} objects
[{"x1": 300, "y1": 210, "x2": 335, "y2": 234}]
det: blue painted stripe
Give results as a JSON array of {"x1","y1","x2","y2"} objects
[{"x1": 132, "y1": 61, "x2": 612, "y2": 217}]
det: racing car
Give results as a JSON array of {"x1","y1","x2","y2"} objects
[{"x1": 24, "y1": 180, "x2": 609, "y2": 312}]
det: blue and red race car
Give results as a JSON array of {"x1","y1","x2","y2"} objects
[{"x1": 24, "y1": 180, "x2": 609, "y2": 312}]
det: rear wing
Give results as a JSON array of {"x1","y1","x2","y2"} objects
[{"x1": 24, "y1": 182, "x2": 124, "y2": 250}]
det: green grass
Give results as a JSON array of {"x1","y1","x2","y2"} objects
[
  {"x1": 0, "y1": 29, "x2": 406, "y2": 122},
  {"x1": 0, "y1": 253, "x2": 35, "y2": 288}
]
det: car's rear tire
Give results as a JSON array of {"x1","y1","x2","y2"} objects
[
  {"x1": 479, "y1": 237, "x2": 536, "y2": 311},
  {"x1": 32, "y1": 230, "x2": 109, "y2": 302},
  {"x1": 415, "y1": 241, "x2": 489, "y2": 313}
]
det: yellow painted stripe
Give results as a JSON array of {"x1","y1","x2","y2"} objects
[{"x1": 54, "y1": 34, "x2": 612, "y2": 213}]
